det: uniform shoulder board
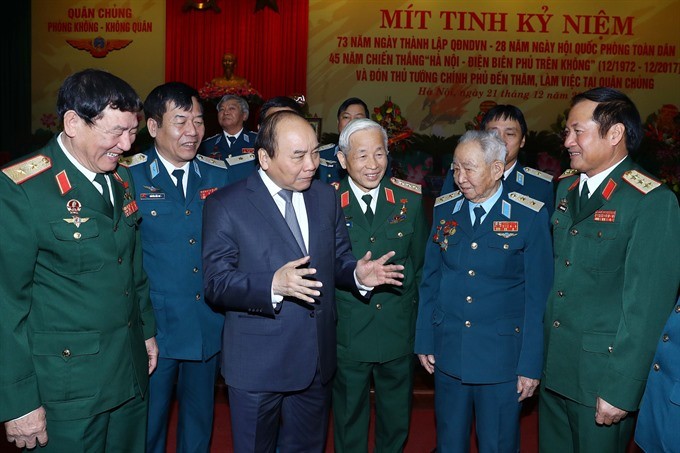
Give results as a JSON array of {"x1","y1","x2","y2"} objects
[
  {"x1": 196, "y1": 154, "x2": 227, "y2": 169},
  {"x1": 204, "y1": 133, "x2": 221, "y2": 141},
  {"x1": 330, "y1": 181, "x2": 340, "y2": 191},
  {"x1": 319, "y1": 143, "x2": 336, "y2": 151},
  {"x1": 390, "y1": 177, "x2": 421, "y2": 194},
  {"x1": 118, "y1": 153, "x2": 147, "y2": 168},
  {"x1": 2, "y1": 155, "x2": 52, "y2": 184},
  {"x1": 226, "y1": 154, "x2": 256, "y2": 166},
  {"x1": 435, "y1": 190, "x2": 461, "y2": 207},
  {"x1": 558, "y1": 168, "x2": 579, "y2": 180},
  {"x1": 622, "y1": 169, "x2": 661, "y2": 194},
  {"x1": 319, "y1": 158, "x2": 335, "y2": 167},
  {"x1": 509, "y1": 192, "x2": 545, "y2": 212},
  {"x1": 523, "y1": 166, "x2": 553, "y2": 182}
]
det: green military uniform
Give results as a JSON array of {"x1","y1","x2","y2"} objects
[
  {"x1": 540, "y1": 158, "x2": 680, "y2": 452},
  {"x1": 333, "y1": 175, "x2": 428, "y2": 453},
  {"x1": 0, "y1": 138, "x2": 155, "y2": 447}
]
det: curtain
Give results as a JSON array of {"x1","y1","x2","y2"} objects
[{"x1": 165, "y1": 0, "x2": 308, "y2": 102}]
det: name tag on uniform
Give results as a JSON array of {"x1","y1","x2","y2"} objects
[
  {"x1": 594, "y1": 210, "x2": 616, "y2": 222},
  {"x1": 140, "y1": 192, "x2": 166, "y2": 200}
]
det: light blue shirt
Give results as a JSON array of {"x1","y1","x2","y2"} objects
[{"x1": 467, "y1": 182, "x2": 503, "y2": 225}]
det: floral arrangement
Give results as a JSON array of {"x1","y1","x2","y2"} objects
[
  {"x1": 372, "y1": 97, "x2": 413, "y2": 151},
  {"x1": 197, "y1": 83, "x2": 264, "y2": 106},
  {"x1": 639, "y1": 104, "x2": 680, "y2": 195}
]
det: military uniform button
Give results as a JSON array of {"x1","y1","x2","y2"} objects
[
  {"x1": 608, "y1": 346, "x2": 613, "y2": 353},
  {"x1": 557, "y1": 290, "x2": 565, "y2": 297},
  {"x1": 185, "y1": 210, "x2": 191, "y2": 216},
  {"x1": 597, "y1": 231, "x2": 603, "y2": 238},
  {"x1": 124, "y1": 290, "x2": 129, "y2": 296},
  {"x1": 369, "y1": 237, "x2": 376, "y2": 243},
  {"x1": 503, "y1": 244, "x2": 509, "y2": 250},
  {"x1": 570, "y1": 229, "x2": 578, "y2": 236},
  {"x1": 397, "y1": 232, "x2": 404, "y2": 238},
  {"x1": 309, "y1": 311, "x2": 315, "y2": 318},
  {"x1": 62, "y1": 349, "x2": 71, "y2": 358},
  {"x1": 118, "y1": 257, "x2": 123, "y2": 264},
  {"x1": 193, "y1": 267, "x2": 199, "y2": 273},
  {"x1": 663, "y1": 334, "x2": 670, "y2": 342},
  {"x1": 128, "y1": 321, "x2": 132, "y2": 328},
  {"x1": 195, "y1": 293, "x2": 201, "y2": 300},
  {"x1": 470, "y1": 242, "x2": 478, "y2": 250},
  {"x1": 376, "y1": 303, "x2": 382, "y2": 310},
  {"x1": 653, "y1": 363, "x2": 660, "y2": 371},
  {"x1": 464, "y1": 321, "x2": 471, "y2": 328},
  {"x1": 468, "y1": 270, "x2": 475, "y2": 277},
  {"x1": 554, "y1": 219, "x2": 559, "y2": 225},
  {"x1": 675, "y1": 305, "x2": 680, "y2": 313},
  {"x1": 553, "y1": 320, "x2": 561, "y2": 328},
  {"x1": 565, "y1": 260, "x2": 571, "y2": 267},
  {"x1": 151, "y1": 210, "x2": 157, "y2": 216},
  {"x1": 515, "y1": 327, "x2": 521, "y2": 333},
  {"x1": 189, "y1": 238, "x2": 196, "y2": 245},
  {"x1": 73, "y1": 232, "x2": 82, "y2": 239},
  {"x1": 466, "y1": 296, "x2": 473, "y2": 303}
]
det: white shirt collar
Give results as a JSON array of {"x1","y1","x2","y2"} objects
[
  {"x1": 155, "y1": 148, "x2": 191, "y2": 184},
  {"x1": 579, "y1": 156, "x2": 627, "y2": 197},
  {"x1": 348, "y1": 177, "x2": 380, "y2": 212},
  {"x1": 223, "y1": 128, "x2": 244, "y2": 141},
  {"x1": 57, "y1": 132, "x2": 97, "y2": 182}
]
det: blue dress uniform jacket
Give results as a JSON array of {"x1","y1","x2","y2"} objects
[
  {"x1": 123, "y1": 148, "x2": 229, "y2": 361},
  {"x1": 542, "y1": 158, "x2": 680, "y2": 411},
  {"x1": 636, "y1": 298, "x2": 680, "y2": 452},
  {"x1": 415, "y1": 185, "x2": 553, "y2": 383},
  {"x1": 0, "y1": 138, "x2": 155, "y2": 422},
  {"x1": 199, "y1": 129, "x2": 258, "y2": 182},
  {"x1": 441, "y1": 162, "x2": 555, "y2": 215},
  {"x1": 317, "y1": 144, "x2": 344, "y2": 184}
]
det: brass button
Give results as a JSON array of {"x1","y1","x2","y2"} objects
[
  {"x1": 471, "y1": 242, "x2": 478, "y2": 250},
  {"x1": 570, "y1": 229, "x2": 578, "y2": 236},
  {"x1": 189, "y1": 238, "x2": 196, "y2": 245},
  {"x1": 466, "y1": 296, "x2": 473, "y2": 303},
  {"x1": 608, "y1": 346, "x2": 613, "y2": 353},
  {"x1": 73, "y1": 232, "x2": 82, "y2": 239},
  {"x1": 397, "y1": 232, "x2": 403, "y2": 238},
  {"x1": 128, "y1": 321, "x2": 132, "y2": 328},
  {"x1": 118, "y1": 257, "x2": 123, "y2": 264},
  {"x1": 565, "y1": 260, "x2": 571, "y2": 267},
  {"x1": 151, "y1": 210, "x2": 157, "y2": 216},
  {"x1": 663, "y1": 334, "x2": 670, "y2": 342},
  {"x1": 62, "y1": 349, "x2": 71, "y2": 358},
  {"x1": 468, "y1": 270, "x2": 475, "y2": 277},
  {"x1": 597, "y1": 231, "x2": 603, "y2": 238},
  {"x1": 195, "y1": 293, "x2": 201, "y2": 300},
  {"x1": 557, "y1": 290, "x2": 564, "y2": 297},
  {"x1": 553, "y1": 320, "x2": 561, "y2": 328},
  {"x1": 376, "y1": 303, "x2": 382, "y2": 310},
  {"x1": 185, "y1": 210, "x2": 191, "y2": 216},
  {"x1": 676, "y1": 305, "x2": 680, "y2": 313},
  {"x1": 464, "y1": 321, "x2": 471, "y2": 328},
  {"x1": 124, "y1": 290, "x2": 129, "y2": 296},
  {"x1": 503, "y1": 244, "x2": 509, "y2": 250},
  {"x1": 653, "y1": 363, "x2": 660, "y2": 371},
  {"x1": 515, "y1": 327, "x2": 520, "y2": 333},
  {"x1": 193, "y1": 267, "x2": 199, "y2": 273},
  {"x1": 554, "y1": 219, "x2": 559, "y2": 225},
  {"x1": 369, "y1": 237, "x2": 376, "y2": 243}
]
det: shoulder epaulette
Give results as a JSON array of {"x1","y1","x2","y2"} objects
[
  {"x1": 435, "y1": 190, "x2": 461, "y2": 207},
  {"x1": 391, "y1": 177, "x2": 421, "y2": 194},
  {"x1": 118, "y1": 153, "x2": 147, "y2": 168},
  {"x1": 226, "y1": 154, "x2": 256, "y2": 166},
  {"x1": 622, "y1": 169, "x2": 661, "y2": 194},
  {"x1": 2, "y1": 155, "x2": 52, "y2": 184},
  {"x1": 523, "y1": 166, "x2": 553, "y2": 183},
  {"x1": 319, "y1": 158, "x2": 336, "y2": 167},
  {"x1": 319, "y1": 143, "x2": 336, "y2": 151},
  {"x1": 196, "y1": 154, "x2": 227, "y2": 169},
  {"x1": 204, "y1": 133, "x2": 221, "y2": 141},
  {"x1": 558, "y1": 168, "x2": 579, "y2": 180},
  {"x1": 509, "y1": 192, "x2": 545, "y2": 212},
  {"x1": 331, "y1": 181, "x2": 340, "y2": 191}
]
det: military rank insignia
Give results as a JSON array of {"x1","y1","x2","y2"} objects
[{"x1": 433, "y1": 219, "x2": 457, "y2": 251}]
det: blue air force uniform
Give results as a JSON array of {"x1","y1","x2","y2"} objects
[
  {"x1": 317, "y1": 143, "x2": 345, "y2": 184},
  {"x1": 415, "y1": 185, "x2": 553, "y2": 452},
  {"x1": 199, "y1": 129, "x2": 258, "y2": 183},
  {"x1": 121, "y1": 148, "x2": 230, "y2": 453},
  {"x1": 441, "y1": 162, "x2": 555, "y2": 215}
]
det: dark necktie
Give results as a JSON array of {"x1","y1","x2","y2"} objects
[
  {"x1": 93, "y1": 173, "x2": 113, "y2": 213},
  {"x1": 579, "y1": 183, "x2": 590, "y2": 211},
  {"x1": 362, "y1": 194, "x2": 374, "y2": 225},
  {"x1": 172, "y1": 169, "x2": 185, "y2": 201},
  {"x1": 472, "y1": 205, "x2": 486, "y2": 230},
  {"x1": 279, "y1": 190, "x2": 307, "y2": 255},
  {"x1": 227, "y1": 136, "x2": 236, "y2": 147}
]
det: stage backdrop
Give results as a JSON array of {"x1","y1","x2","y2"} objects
[
  {"x1": 31, "y1": 0, "x2": 165, "y2": 132},
  {"x1": 307, "y1": 0, "x2": 680, "y2": 137}
]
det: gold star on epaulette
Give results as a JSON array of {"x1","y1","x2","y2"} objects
[
  {"x1": 391, "y1": 177, "x2": 421, "y2": 194},
  {"x1": 622, "y1": 169, "x2": 661, "y2": 194},
  {"x1": 196, "y1": 154, "x2": 227, "y2": 168},
  {"x1": 509, "y1": 192, "x2": 544, "y2": 212},
  {"x1": 118, "y1": 153, "x2": 147, "y2": 167},
  {"x1": 2, "y1": 154, "x2": 52, "y2": 184},
  {"x1": 558, "y1": 168, "x2": 579, "y2": 180},
  {"x1": 435, "y1": 190, "x2": 461, "y2": 207}
]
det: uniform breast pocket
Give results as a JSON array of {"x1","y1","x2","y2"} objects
[
  {"x1": 486, "y1": 237, "x2": 524, "y2": 277},
  {"x1": 581, "y1": 222, "x2": 622, "y2": 273},
  {"x1": 138, "y1": 202, "x2": 174, "y2": 243},
  {"x1": 47, "y1": 219, "x2": 104, "y2": 274},
  {"x1": 32, "y1": 331, "x2": 101, "y2": 403}
]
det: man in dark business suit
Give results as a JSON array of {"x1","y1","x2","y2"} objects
[{"x1": 202, "y1": 110, "x2": 404, "y2": 453}]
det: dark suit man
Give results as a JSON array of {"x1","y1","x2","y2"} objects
[
  {"x1": 202, "y1": 111, "x2": 404, "y2": 453},
  {"x1": 332, "y1": 119, "x2": 428, "y2": 452},
  {"x1": 0, "y1": 69, "x2": 157, "y2": 451},
  {"x1": 440, "y1": 105, "x2": 555, "y2": 215},
  {"x1": 540, "y1": 88, "x2": 680, "y2": 453},
  {"x1": 635, "y1": 297, "x2": 680, "y2": 452},
  {"x1": 199, "y1": 94, "x2": 258, "y2": 182},
  {"x1": 122, "y1": 82, "x2": 230, "y2": 453},
  {"x1": 416, "y1": 130, "x2": 552, "y2": 452}
]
